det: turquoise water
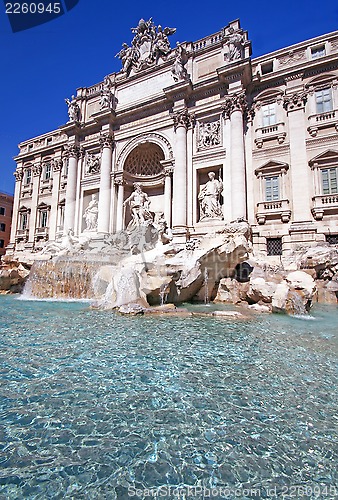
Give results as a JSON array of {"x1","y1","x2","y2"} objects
[{"x1": 0, "y1": 295, "x2": 337, "y2": 499}]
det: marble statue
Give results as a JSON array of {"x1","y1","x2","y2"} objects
[
  {"x1": 83, "y1": 195, "x2": 98, "y2": 231},
  {"x1": 100, "y1": 76, "x2": 113, "y2": 110},
  {"x1": 171, "y1": 42, "x2": 188, "y2": 82},
  {"x1": 115, "y1": 43, "x2": 139, "y2": 75},
  {"x1": 65, "y1": 95, "x2": 81, "y2": 123},
  {"x1": 116, "y1": 18, "x2": 176, "y2": 74},
  {"x1": 198, "y1": 172, "x2": 223, "y2": 220},
  {"x1": 123, "y1": 183, "x2": 153, "y2": 230},
  {"x1": 224, "y1": 27, "x2": 244, "y2": 62},
  {"x1": 154, "y1": 212, "x2": 173, "y2": 245}
]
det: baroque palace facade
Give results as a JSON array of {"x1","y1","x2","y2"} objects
[{"x1": 7, "y1": 18, "x2": 338, "y2": 257}]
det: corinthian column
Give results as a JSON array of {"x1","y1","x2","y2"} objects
[
  {"x1": 115, "y1": 177, "x2": 125, "y2": 232},
  {"x1": 29, "y1": 162, "x2": 42, "y2": 244},
  {"x1": 63, "y1": 144, "x2": 80, "y2": 234},
  {"x1": 49, "y1": 158, "x2": 63, "y2": 241},
  {"x1": 164, "y1": 167, "x2": 174, "y2": 227},
  {"x1": 223, "y1": 93, "x2": 247, "y2": 220},
  {"x1": 10, "y1": 168, "x2": 23, "y2": 246},
  {"x1": 172, "y1": 108, "x2": 193, "y2": 230},
  {"x1": 97, "y1": 133, "x2": 114, "y2": 234}
]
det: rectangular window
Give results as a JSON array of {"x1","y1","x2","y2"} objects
[
  {"x1": 326, "y1": 234, "x2": 338, "y2": 245},
  {"x1": 311, "y1": 45, "x2": 325, "y2": 59},
  {"x1": 316, "y1": 88, "x2": 333, "y2": 114},
  {"x1": 25, "y1": 168, "x2": 32, "y2": 185},
  {"x1": 265, "y1": 176, "x2": 279, "y2": 201},
  {"x1": 261, "y1": 61, "x2": 273, "y2": 74},
  {"x1": 262, "y1": 104, "x2": 276, "y2": 126},
  {"x1": 44, "y1": 163, "x2": 51, "y2": 181},
  {"x1": 0, "y1": 223, "x2": 6, "y2": 232},
  {"x1": 0, "y1": 240, "x2": 4, "y2": 249},
  {"x1": 40, "y1": 211, "x2": 48, "y2": 228},
  {"x1": 321, "y1": 167, "x2": 338, "y2": 195},
  {"x1": 20, "y1": 213, "x2": 28, "y2": 230},
  {"x1": 0, "y1": 207, "x2": 5, "y2": 216},
  {"x1": 267, "y1": 237, "x2": 282, "y2": 256}
]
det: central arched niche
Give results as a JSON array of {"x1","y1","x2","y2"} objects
[
  {"x1": 123, "y1": 142, "x2": 166, "y2": 227},
  {"x1": 124, "y1": 142, "x2": 165, "y2": 177}
]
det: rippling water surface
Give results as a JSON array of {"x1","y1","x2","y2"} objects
[{"x1": 0, "y1": 295, "x2": 337, "y2": 499}]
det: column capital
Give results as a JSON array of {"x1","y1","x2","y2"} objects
[
  {"x1": 64, "y1": 144, "x2": 81, "y2": 159},
  {"x1": 52, "y1": 159, "x2": 63, "y2": 172},
  {"x1": 33, "y1": 164, "x2": 42, "y2": 177},
  {"x1": 164, "y1": 166, "x2": 174, "y2": 176},
  {"x1": 283, "y1": 91, "x2": 307, "y2": 112},
  {"x1": 100, "y1": 133, "x2": 114, "y2": 150},
  {"x1": 222, "y1": 92, "x2": 248, "y2": 119},
  {"x1": 172, "y1": 108, "x2": 195, "y2": 131},
  {"x1": 114, "y1": 173, "x2": 124, "y2": 186},
  {"x1": 13, "y1": 169, "x2": 23, "y2": 181}
]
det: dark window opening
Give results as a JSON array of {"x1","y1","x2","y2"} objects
[
  {"x1": 0, "y1": 240, "x2": 4, "y2": 248},
  {"x1": 261, "y1": 61, "x2": 273, "y2": 75},
  {"x1": 267, "y1": 237, "x2": 282, "y2": 256},
  {"x1": 0, "y1": 223, "x2": 6, "y2": 232},
  {"x1": 0, "y1": 207, "x2": 5, "y2": 216},
  {"x1": 326, "y1": 234, "x2": 338, "y2": 245}
]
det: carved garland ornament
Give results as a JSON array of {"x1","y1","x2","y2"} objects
[
  {"x1": 283, "y1": 92, "x2": 308, "y2": 111},
  {"x1": 14, "y1": 169, "x2": 23, "y2": 181},
  {"x1": 52, "y1": 159, "x2": 63, "y2": 172}
]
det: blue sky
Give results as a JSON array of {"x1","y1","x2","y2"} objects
[{"x1": 0, "y1": 0, "x2": 337, "y2": 195}]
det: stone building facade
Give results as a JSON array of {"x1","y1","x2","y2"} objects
[
  {"x1": 7, "y1": 19, "x2": 338, "y2": 258},
  {"x1": 0, "y1": 192, "x2": 13, "y2": 258}
]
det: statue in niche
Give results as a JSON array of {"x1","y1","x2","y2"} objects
[
  {"x1": 86, "y1": 153, "x2": 100, "y2": 175},
  {"x1": 224, "y1": 26, "x2": 245, "y2": 62},
  {"x1": 65, "y1": 95, "x2": 81, "y2": 123},
  {"x1": 198, "y1": 172, "x2": 223, "y2": 220},
  {"x1": 83, "y1": 194, "x2": 99, "y2": 231},
  {"x1": 100, "y1": 75, "x2": 114, "y2": 110},
  {"x1": 198, "y1": 121, "x2": 221, "y2": 149},
  {"x1": 123, "y1": 183, "x2": 153, "y2": 230},
  {"x1": 171, "y1": 42, "x2": 189, "y2": 82}
]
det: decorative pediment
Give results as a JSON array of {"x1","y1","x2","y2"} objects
[
  {"x1": 37, "y1": 202, "x2": 51, "y2": 210},
  {"x1": 255, "y1": 160, "x2": 289, "y2": 176},
  {"x1": 309, "y1": 149, "x2": 338, "y2": 168},
  {"x1": 18, "y1": 205, "x2": 31, "y2": 213}
]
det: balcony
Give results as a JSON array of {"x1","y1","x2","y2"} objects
[
  {"x1": 256, "y1": 199, "x2": 291, "y2": 224},
  {"x1": 35, "y1": 227, "x2": 49, "y2": 241},
  {"x1": 254, "y1": 122, "x2": 286, "y2": 148},
  {"x1": 312, "y1": 194, "x2": 338, "y2": 220},
  {"x1": 15, "y1": 229, "x2": 29, "y2": 242},
  {"x1": 307, "y1": 110, "x2": 338, "y2": 137}
]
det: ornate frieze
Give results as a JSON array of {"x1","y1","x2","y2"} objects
[
  {"x1": 279, "y1": 49, "x2": 305, "y2": 67},
  {"x1": 172, "y1": 108, "x2": 195, "y2": 130},
  {"x1": 115, "y1": 18, "x2": 176, "y2": 76},
  {"x1": 85, "y1": 153, "x2": 101, "y2": 175},
  {"x1": 197, "y1": 119, "x2": 221, "y2": 150},
  {"x1": 222, "y1": 92, "x2": 248, "y2": 118},
  {"x1": 283, "y1": 92, "x2": 307, "y2": 111}
]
